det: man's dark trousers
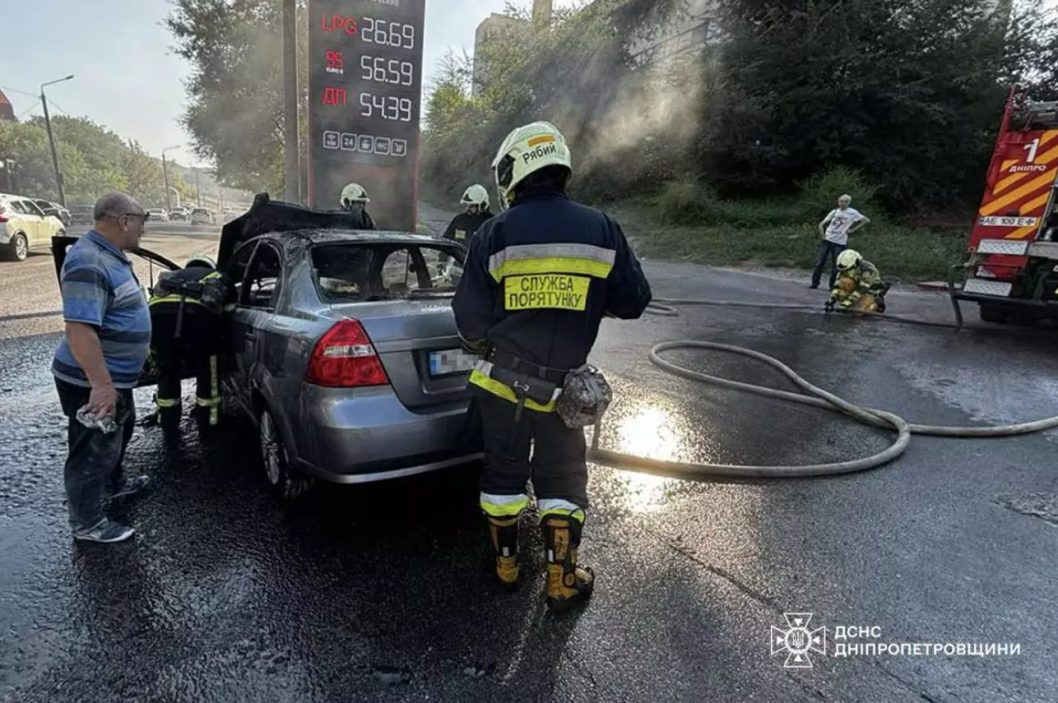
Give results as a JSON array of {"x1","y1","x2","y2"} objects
[
  {"x1": 811, "y1": 240, "x2": 848, "y2": 289},
  {"x1": 476, "y1": 393, "x2": 589, "y2": 508},
  {"x1": 55, "y1": 379, "x2": 136, "y2": 532}
]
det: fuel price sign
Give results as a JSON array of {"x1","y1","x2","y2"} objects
[{"x1": 308, "y1": 0, "x2": 425, "y2": 231}]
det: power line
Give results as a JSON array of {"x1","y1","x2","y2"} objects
[
  {"x1": 0, "y1": 85, "x2": 39, "y2": 98},
  {"x1": 16, "y1": 99, "x2": 41, "y2": 120},
  {"x1": 47, "y1": 99, "x2": 71, "y2": 116}
]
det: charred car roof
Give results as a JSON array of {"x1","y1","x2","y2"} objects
[{"x1": 218, "y1": 193, "x2": 457, "y2": 267}]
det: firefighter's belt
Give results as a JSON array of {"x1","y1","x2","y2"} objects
[
  {"x1": 486, "y1": 361, "x2": 561, "y2": 407},
  {"x1": 486, "y1": 348, "x2": 568, "y2": 386}
]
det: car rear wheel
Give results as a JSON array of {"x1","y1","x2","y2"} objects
[
  {"x1": 259, "y1": 407, "x2": 314, "y2": 500},
  {"x1": 8, "y1": 233, "x2": 28, "y2": 261}
]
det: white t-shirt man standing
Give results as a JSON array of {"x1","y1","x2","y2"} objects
[
  {"x1": 811, "y1": 194, "x2": 871, "y2": 289},
  {"x1": 820, "y1": 196, "x2": 869, "y2": 245}
]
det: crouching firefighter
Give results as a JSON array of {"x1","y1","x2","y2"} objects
[
  {"x1": 825, "y1": 249, "x2": 890, "y2": 313},
  {"x1": 149, "y1": 256, "x2": 234, "y2": 430},
  {"x1": 452, "y1": 121, "x2": 652, "y2": 610}
]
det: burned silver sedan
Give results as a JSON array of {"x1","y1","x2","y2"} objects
[{"x1": 217, "y1": 197, "x2": 482, "y2": 497}]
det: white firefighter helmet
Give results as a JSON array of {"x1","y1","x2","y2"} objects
[
  {"x1": 460, "y1": 184, "x2": 490, "y2": 210},
  {"x1": 836, "y1": 249, "x2": 863, "y2": 271},
  {"x1": 491, "y1": 121, "x2": 572, "y2": 206},
  {"x1": 339, "y1": 183, "x2": 370, "y2": 208},
  {"x1": 185, "y1": 254, "x2": 216, "y2": 269}
]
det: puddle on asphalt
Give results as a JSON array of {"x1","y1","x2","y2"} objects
[{"x1": 596, "y1": 398, "x2": 709, "y2": 513}]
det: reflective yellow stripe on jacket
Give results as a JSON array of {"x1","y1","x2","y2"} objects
[
  {"x1": 468, "y1": 361, "x2": 560, "y2": 413},
  {"x1": 149, "y1": 295, "x2": 212, "y2": 308},
  {"x1": 487, "y1": 243, "x2": 616, "y2": 282}
]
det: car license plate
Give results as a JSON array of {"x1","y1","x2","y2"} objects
[{"x1": 428, "y1": 349, "x2": 477, "y2": 377}]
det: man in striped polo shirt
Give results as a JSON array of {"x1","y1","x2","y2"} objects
[{"x1": 53, "y1": 192, "x2": 152, "y2": 543}]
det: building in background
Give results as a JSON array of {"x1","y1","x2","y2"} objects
[
  {"x1": 0, "y1": 89, "x2": 16, "y2": 122},
  {"x1": 472, "y1": 0, "x2": 553, "y2": 94},
  {"x1": 627, "y1": 0, "x2": 1008, "y2": 68},
  {"x1": 628, "y1": 0, "x2": 718, "y2": 67},
  {"x1": 472, "y1": 0, "x2": 721, "y2": 91},
  {"x1": 472, "y1": 13, "x2": 529, "y2": 94}
]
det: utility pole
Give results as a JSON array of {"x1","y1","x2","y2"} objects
[
  {"x1": 161, "y1": 145, "x2": 181, "y2": 212},
  {"x1": 194, "y1": 168, "x2": 202, "y2": 207},
  {"x1": 162, "y1": 152, "x2": 172, "y2": 211},
  {"x1": 41, "y1": 75, "x2": 74, "y2": 207},
  {"x1": 282, "y1": 0, "x2": 301, "y2": 203}
]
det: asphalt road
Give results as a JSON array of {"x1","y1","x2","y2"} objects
[{"x1": 1, "y1": 226, "x2": 1057, "y2": 702}]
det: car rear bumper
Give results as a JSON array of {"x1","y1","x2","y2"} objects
[{"x1": 288, "y1": 384, "x2": 482, "y2": 484}]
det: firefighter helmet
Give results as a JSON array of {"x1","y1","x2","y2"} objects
[
  {"x1": 492, "y1": 121, "x2": 572, "y2": 207},
  {"x1": 339, "y1": 183, "x2": 370, "y2": 208},
  {"x1": 460, "y1": 184, "x2": 490, "y2": 210},
  {"x1": 185, "y1": 255, "x2": 216, "y2": 270},
  {"x1": 837, "y1": 249, "x2": 863, "y2": 271}
]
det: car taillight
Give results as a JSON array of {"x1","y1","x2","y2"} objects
[
  {"x1": 0, "y1": 205, "x2": 7, "y2": 224},
  {"x1": 305, "y1": 319, "x2": 388, "y2": 388}
]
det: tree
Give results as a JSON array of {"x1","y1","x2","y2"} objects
[
  {"x1": 0, "y1": 121, "x2": 57, "y2": 198},
  {"x1": 0, "y1": 116, "x2": 192, "y2": 205},
  {"x1": 422, "y1": 0, "x2": 688, "y2": 202},
  {"x1": 701, "y1": 0, "x2": 1058, "y2": 209},
  {"x1": 166, "y1": 0, "x2": 287, "y2": 193}
]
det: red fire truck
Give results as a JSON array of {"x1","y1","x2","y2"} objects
[{"x1": 950, "y1": 91, "x2": 1058, "y2": 325}]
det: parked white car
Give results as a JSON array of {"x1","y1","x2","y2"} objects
[
  {"x1": 0, "y1": 193, "x2": 66, "y2": 261},
  {"x1": 146, "y1": 208, "x2": 170, "y2": 222}
]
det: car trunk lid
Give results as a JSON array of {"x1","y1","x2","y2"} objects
[{"x1": 321, "y1": 299, "x2": 472, "y2": 410}]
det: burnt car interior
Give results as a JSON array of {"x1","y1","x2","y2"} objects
[
  {"x1": 312, "y1": 244, "x2": 455, "y2": 301},
  {"x1": 220, "y1": 193, "x2": 465, "y2": 304}
]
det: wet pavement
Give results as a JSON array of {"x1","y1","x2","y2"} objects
[{"x1": 2, "y1": 227, "x2": 1057, "y2": 702}]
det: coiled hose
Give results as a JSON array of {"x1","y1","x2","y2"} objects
[{"x1": 586, "y1": 298, "x2": 1058, "y2": 478}]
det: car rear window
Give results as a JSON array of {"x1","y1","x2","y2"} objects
[{"x1": 311, "y1": 242, "x2": 465, "y2": 302}]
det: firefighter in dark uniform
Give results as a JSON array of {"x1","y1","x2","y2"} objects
[
  {"x1": 339, "y1": 182, "x2": 376, "y2": 230},
  {"x1": 453, "y1": 121, "x2": 652, "y2": 610},
  {"x1": 149, "y1": 255, "x2": 234, "y2": 431},
  {"x1": 443, "y1": 185, "x2": 494, "y2": 244},
  {"x1": 439, "y1": 185, "x2": 493, "y2": 274}
]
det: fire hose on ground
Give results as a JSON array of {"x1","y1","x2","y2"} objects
[{"x1": 585, "y1": 298, "x2": 1058, "y2": 478}]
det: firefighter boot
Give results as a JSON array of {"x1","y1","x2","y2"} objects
[
  {"x1": 487, "y1": 515, "x2": 520, "y2": 590},
  {"x1": 542, "y1": 514, "x2": 594, "y2": 612}
]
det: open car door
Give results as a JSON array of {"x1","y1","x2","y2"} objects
[{"x1": 51, "y1": 235, "x2": 191, "y2": 388}]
